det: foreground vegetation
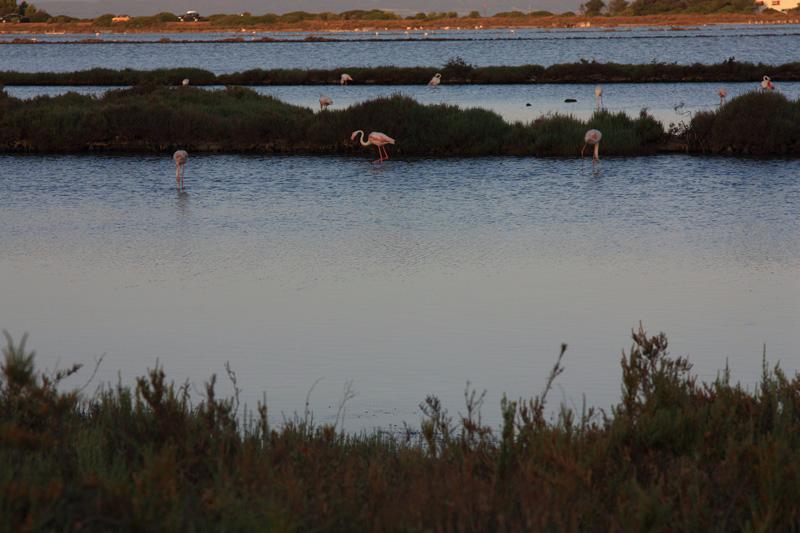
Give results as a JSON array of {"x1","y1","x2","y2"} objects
[
  {"x1": 2, "y1": 59, "x2": 799, "y2": 85},
  {"x1": 2, "y1": 325, "x2": 799, "y2": 530},
  {"x1": 0, "y1": 86, "x2": 665, "y2": 156}
]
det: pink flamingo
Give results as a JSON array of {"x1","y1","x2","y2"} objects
[
  {"x1": 340, "y1": 73, "x2": 353, "y2": 85},
  {"x1": 581, "y1": 129, "x2": 602, "y2": 163},
  {"x1": 429, "y1": 73, "x2": 442, "y2": 87},
  {"x1": 351, "y1": 130, "x2": 395, "y2": 163},
  {"x1": 761, "y1": 75, "x2": 774, "y2": 91},
  {"x1": 173, "y1": 150, "x2": 188, "y2": 190},
  {"x1": 319, "y1": 95, "x2": 333, "y2": 110},
  {"x1": 718, "y1": 88, "x2": 727, "y2": 105}
]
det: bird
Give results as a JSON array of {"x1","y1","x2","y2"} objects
[
  {"x1": 761, "y1": 75, "x2": 774, "y2": 91},
  {"x1": 351, "y1": 130, "x2": 395, "y2": 163},
  {"x1": 718, "y1": 88, "x2": 727, "y2": 105},
  {"x1": 429, "y1": 73, "x2": 442, "y2": 87},
  {"x1": 319, "y1": 95, "x2": 333, "y2": 110},
  {"x1": 582, "y1": 130, "x2": 602, "y2": 163},
  {"x1": 595, "y1": 86, "x2": 603, "y2": 110},
  {"x1": 173, "y1": 150, "x2": 188, "y2": 190},
  {"x1": 340, "y1": 73, "x2": 353, "y2": 85},
  {"x1": 182, "y1": 78, "x2": 190, "y2": 86}
]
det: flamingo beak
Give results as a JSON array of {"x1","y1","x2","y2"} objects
[{"x1": 350, "y1": 131, "x2": 358, "y2": 140}]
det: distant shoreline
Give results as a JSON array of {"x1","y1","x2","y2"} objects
[{"x1": 1, "y1": 13, "x2": 799, "y2": 35}]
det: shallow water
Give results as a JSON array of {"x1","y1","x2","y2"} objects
[
  {"x1": 2, "y1": 24, "x2": 799, "y2": 72},
  {"x1": 1, "y1": 155, "x2": 798, "y2": 431},
  {"x1": 8, "y1": 82, "x2": 800, "y2": 125}
]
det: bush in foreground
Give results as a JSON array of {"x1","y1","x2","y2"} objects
[{"x1": 1, "y1": 326, "x2": 799, "y2": 530}]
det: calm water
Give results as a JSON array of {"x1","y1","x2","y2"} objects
[
  {"x1": 2, "y1": 25, "x2": 799, "y2": 72},
  {"x1": 1, "y1": 155, "x2": 798, "y2": 430},
  {"x1": 8, "y1": 82, "x2": 800, "y2": 125}
]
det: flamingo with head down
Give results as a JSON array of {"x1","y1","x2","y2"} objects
[
  {"x1": 351, "y1": 130, "x2": 395, "y2": 163},
  {"x1": 340, "y1": 73, "x2": 353, "y2": 85},
  {"x1": 173, "y1": 150, "x2": 188, "y2": 190},
  {"x1": 582, "y1": 129, "x2": 602, "y2": 163},
  {"x1": 718, "y1": 88, "x2": 727, "y2": 105},
  {"x1": 319, "y1": 95, "x2": 333, "y2": 110}
]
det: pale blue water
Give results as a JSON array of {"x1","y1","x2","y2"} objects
[
  {"x1": 1, "y1": 24, "x2": 799, "y2": 72},
  {"x1": 1, "y1": 155, "x2": 798, "y2": 430}
]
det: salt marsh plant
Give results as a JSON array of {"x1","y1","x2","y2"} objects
[{"x1": 2, "y1": 325, "x2": 799, "y2": 530}]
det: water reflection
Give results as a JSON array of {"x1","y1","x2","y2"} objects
[{"x1": 0, "y1": 154, "x2": 797, "y2": 431}]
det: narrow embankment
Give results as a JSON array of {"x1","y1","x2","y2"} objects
[
  {"x1": 1, "y1": 60, "x2": 799, "y2": 86},
  {"x1": 1, "y1": 86, "x2": 796, "y2": 156}
]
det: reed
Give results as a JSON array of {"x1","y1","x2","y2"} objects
[{"x1": 2, "y1": 324, "x2": 799, "y2": 530}]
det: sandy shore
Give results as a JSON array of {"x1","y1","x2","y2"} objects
[{"x1": 1, "y1": 13, "x2": 799, "y2": 35}]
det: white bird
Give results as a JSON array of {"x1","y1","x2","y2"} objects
[
  {"x1": 582, "y1": 130, "x2": 602, "y2": 163},
  {"x1": 181, "y1": 78, "x2": 190, "y2": 86},
  {"x1": 595, "y1": 85, "x2": 603, "y2": 110},
  {"x1": 173, "y1": 150, "x2": 188, "y2": 190},
  {"x1": 718, "y1": 88, "x2": 727, "y2": 105},
  {"x1": 429, "y1": 73, "x2": 442, "y2": 87},
  {"x1": 340, "y1": 73, "x2": 353, "y2": 85},
  {"x1": 351, "y1": 130, "x2": 395, "y2": 163},
  {"x1": 319, "y1": 95, "x2": 333, "y2": 110},
  {"x1": 761, "y1": 75, "x2": 774, "y2": 91}
]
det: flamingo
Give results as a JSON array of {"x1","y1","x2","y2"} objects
[
  {"x1": 429, "y1": 73, "x2": 442, "y2": 87},
  {"x1": 182, "y1": 78, "x2": 190, "y2": 86},
  {"x1": 761, "y1": 75, "x2": 774, "y2": 91},
  {"x1": 581, "y1": 129, "x2": 602, "y2": 163},
  {"x1": 718, "y1": 88, "x2": 727, "y2": 105},
  {"x1": 319, "y1": 95, "x2": 333, "y2": 110},
  {"x1": 340, "y1": 73, "x2": 353, "y2": 85},
  {"x1": 595, "y1": 86, "x2": 603, "y2": 110},
  {"x1": 351, "y1": 130, "x2": 395, "y2": 163},
  {"x1": 173, "y1": 150, "x2": 188, "y2": 190}
]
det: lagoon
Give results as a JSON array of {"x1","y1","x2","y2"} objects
[{"x1": 1, "y1": 154, "x2": 797, "y2": 430}]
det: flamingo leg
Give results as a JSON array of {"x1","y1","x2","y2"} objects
[
  {"x1": 593, "y1": 143, "x2": 600, "y2": 163},
  {"x1": 581, "y1": 144, "x2": 587, "y2": 158},
  {"x1": 373, "y1": 146, "x2": 382, "y2": 164},
  {"x1": 382, "y1": 145, "x2": 390, "y2": 161}
]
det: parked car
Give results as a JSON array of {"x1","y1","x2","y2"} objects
[{"x1": 178, "y1": 11, "x2": 201, "y2": 22}]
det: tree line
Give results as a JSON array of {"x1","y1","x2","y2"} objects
[{"x1": 581, "y1": 0, "x2": 761, "y2": 16}]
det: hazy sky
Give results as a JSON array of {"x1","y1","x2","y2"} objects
[{"x1": 36, "y1": 0, "x2": 584, "y2": 18}]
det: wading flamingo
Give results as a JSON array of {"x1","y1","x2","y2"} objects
[
  {"x1": 319, "y1": 95, "x2": 333, "y2": 110},
  {"x1": 351, "y1": 130, "x2": 395, "y2": 163},
  {"x1": 340, "y1": 73, "x2": 353, "y2": 85},
  {"x1": 582, "y1": 129, "x2": 602, "y2": 163},
  {"x1": 182, "y1": 78, "x2": 190, "y2": 86},
  {"x1": 718, "y1": 88, "x2": 727, "y2": 105},
  {"x1": 595, "y1": 85, "x2": 603, "y2": 110},
  {"x1": 761, "y1": 75, "x2": 774, "y2": 91},
  {"x1": 173, "y1": 150, "x2": 188, "y2": 190},
  {"x1": 429, "y1": 73, "x2": 442, "y2": 87}
]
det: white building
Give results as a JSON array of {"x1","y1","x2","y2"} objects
[{"x1": 756, "y1": 0, "x2": 800, "y2": 11}]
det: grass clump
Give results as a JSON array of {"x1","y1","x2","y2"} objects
[
  {"x1": 689, "y1": 91, "x2": 800, "y2": 155},
  {"x1": 0, "y1": 86, "x2": 665, "y2": 156},
  {"x1": 2, "y1": 325, "x2": 800, "y2": 530}
]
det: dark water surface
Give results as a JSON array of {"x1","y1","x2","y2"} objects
[{"x1": 1, "y1": 155, "x2": 798, "y2": 430}]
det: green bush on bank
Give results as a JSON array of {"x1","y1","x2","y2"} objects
[
  {"x1": 689, "y1": 91, "x2": 800, "y2": 155},
  {"x1": 0, "y1": 86, "x2": 665, "y2": 156},
  {"x1": 2, "y1": 325, "x2": 799, "y2": 530}
]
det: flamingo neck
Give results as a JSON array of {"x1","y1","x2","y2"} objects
[{"x1": 356, "y1": 131, "x2": 370, "y2": 146}]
